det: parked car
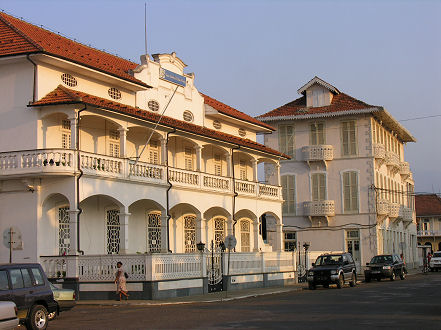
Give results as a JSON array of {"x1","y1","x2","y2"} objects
[
  {"x1": 429, "y1": 251, "x2": 441, "y2": 271},
  {"x1": 364, "y1": 254, "x2": 406, "y2": 282},
  {"x1": 0, "y1": 263, "x2": 57, "y2": 330},
  {"x1": 0, "y1": 301, "x2": 19, "y2": 329},
  {"x1": 48, "y1": 283, "x2": 76, "y2": 320},
  {"x1": 307, "y1": 253, "x2": 357, "y2": 290}
]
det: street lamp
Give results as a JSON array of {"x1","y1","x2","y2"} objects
[
  {"x1": 196, "y1": 241, "x2": 205, "y2": 252},
  {"x1": 303, "y1": 242, "x2": 310, "y2": 275}
]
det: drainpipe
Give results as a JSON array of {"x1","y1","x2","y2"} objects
[
  {"x1": 231, "y1": 145, "x2": 240, "y2": 236},
  {"x1": 165, "y1": 128, "x2": 176, "y2": 252},
  {"x1": 26, "y1": 54, "x2": 37, "y2": 103},
  {"x1": 76, "y1": 104, "x2": 87, "y2": 255}
]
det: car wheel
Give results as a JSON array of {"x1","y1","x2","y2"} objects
[
  {"x1": 336, "y1": 274, "x2": 344, "y2": 289},
  {"x1": 47, "y1": 311, "x2": 57, "y2": 321},
  {"x1": 26, "y1": 304, "x2": 48, "y2": 330},
  {"x1": 308, "y1": 282, "x2": 316, "y2": 290},
  {"x1": 390, "y1": 271, "x2": 396, "y2": 281},
  {"x1": 400, "y1": 269, "x2": 406, "y2": 280},
  {"x1": 365, "y1": 276, "x2": 371, "y2": 283},
  {"x1": 349, "y1": 272, "x2": 357, "y2": 287}
]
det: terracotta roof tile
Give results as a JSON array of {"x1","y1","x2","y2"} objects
[
  {"x1": 258, "y1": 93, "x2": 377, "y2": 119},
  {"x1": 30, "y1": 86, "x2": 289, "y2": 159},
  {"x1": 201, "y1": 93, "x2": 275, "y2": 131},
  {"x1": 416, "y1": 194, "x2": 441, "y2": 217},
  {"x1": 0, "y1": 12, "x2": 148, "y2": 87}
]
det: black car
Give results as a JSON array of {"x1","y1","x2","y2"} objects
[
  {"x1": 307, "y1": 253, "x2": 357, "y2": 289},
  {"x1": 364, "y1": 254, "x2": 406, "y2": 282},
  {"x1": 0, "y1": 263, "x2": 57, "y2": 330}
]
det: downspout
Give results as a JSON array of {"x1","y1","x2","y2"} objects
[
  {"x1": 165, "y1": 128, "x2": 176, "y2": 253},
  {"x1": 231, "y1": 145, "x2": 240, "y2": 237},
  {"x1": 76, "y1": 104, "x2": 87, "y2": 255},
  {"x1": 26, "y1": 54, "x2": 37, "y2": 103}
]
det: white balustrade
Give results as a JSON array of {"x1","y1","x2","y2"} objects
[
  {"x1": 418, "y1": 230, "x2": 441, "y2": 237},
  {"x1": 202, "y1": 174, "x2": 231, "y2": 192},
  {"x1": 302, "y1": 145, "x2": 334, "y2": 161},
  {"x1": 80, "y1": 152, "x2": 122, "y2": 176},
  {"x1": 168, "y1": 167, "x2": 200, "y2": 186},
  {"x1": 151, "y1": 253, "x2": 202, "y2": 281},
  {"x1": 129, "y1": 161, "x2": 164, "y2": 181},
  {"x1": 264, "y1": 252, "x2": 295, "y2": 272},
  {"x1": 235, "y1": 180, "x2": 256, "y2": 195},
  {"x1": 225, "y1": 253, "x2": 263, "y2": 275},
  {"x1": 303, "y1": 200, "x2": 335, "y2": 217},
  {"x1": 258, "y1": 183, "x2": 280, "y2": 199},
  {"x1": 40, "y1": 256, "x2": 68, "y2": 278}
]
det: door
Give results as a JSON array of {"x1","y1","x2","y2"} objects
[{"x1": 346, "y1": 230, "x2": 361, "y2": 272}]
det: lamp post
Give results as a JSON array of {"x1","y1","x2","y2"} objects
[
  {"x1": 303, "y1": 242, "x2": 310, "y2": 276},
  {"x1": 196, "y1": 241, "x2": 205, "y2": 252}
]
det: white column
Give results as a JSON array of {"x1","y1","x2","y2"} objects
[
  {"x1": 68, "y1": 210, "x2": 79, "y2": 255},
  {"x1": 118, "y1": 127, "x2": 128, "y2": 158},
  {"x1": 196, "y1": 216, "x2": 206, "y2": 246},
  {"x1": 196, "y1": 145, "x2": 202, "y2": 171},
  {"x1": 119, "y1": 210, "x2": 130, "y2": 254},
  {"x1": 253, "y1": 221, "x2": 259, "y2": 252},
  {"x1": 276, "y1": 164, "x2": 281, "y2": 186},
  {"x1": 160, "y1": 215, "x2": 168, "y2": 253},
  {"x1": 226, "y1": 154, "x2": 232, "y2": 177},
  {"x1": 69, "y1": 117, "x2": 77, "y2": 149},
  {"x1": 275, "y1": 223, "x2": 283, "y2": 251},
  {"x1": 252, "y1": 159, "x2": 258, "y2": 182},
  {"x1": 160, "y1": 137, "x2": 166, "y2": 165}
]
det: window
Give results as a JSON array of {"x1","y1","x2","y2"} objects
[
  {"x1": 108, "y1": 88, "x2": 121, "y2": 100},
  {"x1": 149, "y1": 140, "x2": 159, "y2": 164},
  {"x1": 147, "y1": 212, "x2": 161, "y2": 253},
  {"x1": 21, "y1": 269, "x2": 32, "y2": 288},
  {"x1": 240, "y1": 220, "x2": 251, "y2": 252},
  {"x1": 343, "y1": 171, "x2": 359, "y2": 213},
  {"x1": 183, "y1": 110, "x2": 194, "y2": 122},
  {"x1": 282, "y1": 175, "x2": 296, "y2": 214},
  {"x1": 213, "y1": 120, "x2": 222, "y2": 130},
  {"x1": 311, "y1": 173, "x2": 326, "y2": 201},
  {"x1": 61, "y1": 119, "x2": 71, "y2": 149},
  {"x1": 214, "y1": 218, "x2": 225, "y2": 247},
  {"x1": 9, "y1": 269, "x2": 24, "y2": 289},
  {"x1": 148, "y1": 100, "x2": 159, "y2": 112},
  {"x1": 310, "y1": 123, "x2": 325, "y2": 145},
  {"x1": 61, "y1": 73, "x2": 77, "y2": 87},
  {"x1": 106, "y1": 210, "x2": 120, "y2": 254},
  {"x1": 109, "y1": 130, "x2": 120, "y2": 157},
  {"x1": 346, "y1": 230, "x2": 360, "y2": 264},
  {"x1": 279, "y1": 125, "x2": 294, "y2": 157},
  {"x1": 341, "y1": 121, "x2": 356, "y2": 156},
  {"x1": 58, "y1": 206, "x2": 70, "y2": 255},
  {"x1": 184, "y1": 147, "x2": 193, "y2": 170},
  {"x1": 284, "y1": 232, "x2": 296, "y2": 252},
  {"x1": 214, "y1": 154, "x2": 222, "y2": 176},
  {"x1": 239, "y1": 160, "x2": 247, "y2": 180},
  {"x1": 0, "y1": 271, "x2": 9, "y2": 290},
  {"x1": 184, "y1": 215, "x2": 196, "y2": 253},
  {"x1": 31, "y1": 268, "x2": 44, "y2": 286},
  {"x1": 238, "y1": 128, "x2": 246, "y2": 137}
]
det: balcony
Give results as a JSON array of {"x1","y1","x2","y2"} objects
[
  {"x1": 303, "y1": 200, "x2": 335, "y2": 217},
  {"x1": 302, "y1": 145, "x2": 334, "y2": 164},
  {"x1": 389, "y1": 202, "x2": 400, "y2": 219},
  {"x1": 373, "y1": 143, "x2": 385, "y2": 159},
  {"x1": 376, "y1": 199, "x2": 389, "y2": 217},
  {"x1": 385, "y1": 151, "x2": 400, "y2": 172},
  {"x1": 418, "y1": 230, "x2": 441, "y2": 237},
  {"x1": 0, "y1": 149, "x2": 281, "y2": 201},
  {"x1": 399, "y1": 161, "x2": 411, "y2": 179}
]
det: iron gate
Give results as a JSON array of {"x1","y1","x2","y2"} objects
[
  {"x1": 297, "y1": 248, "x2": 308, "y2": 283},
  {"x1": 207, "y1": 240, "x2": 223, "y2": 293}
]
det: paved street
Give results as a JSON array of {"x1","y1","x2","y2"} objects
[{"x1": 50, "y1": 272, "x2": 441, "y2": 329}]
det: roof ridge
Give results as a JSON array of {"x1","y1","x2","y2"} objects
[{"x1": 0, "y1": 12, "x2": 42, "y2": 52}]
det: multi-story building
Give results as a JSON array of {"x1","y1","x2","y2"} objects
[
  {"x1": 257, "y1": 76, "x2": 418, "y2": 270},
  {"x1": 0, "y1": 13, "x2": 294, "y2": 299},
  {"x1": 416, "y1": 194, "x2": 441, "y2": 252}
]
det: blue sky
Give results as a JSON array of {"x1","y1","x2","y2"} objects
[{"x1": 2, "y1": 0, "x2": 440, "y2": 193}]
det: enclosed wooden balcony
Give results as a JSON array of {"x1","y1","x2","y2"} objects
[
  {"x1": 399, "y1": 161, "x2": 411, "y2": 179},
  {"x1": 373, "y1": 143, "x2": 386, "y2": 159},
  {"x1": 376, "y1": 199, "x2": 389, "y2": 216},
  {"x1": 385, "y1": 151, "x2": 400, "y2": 172},
  {"x1": 389, "y1": 202, "x2": 400, "y2": 219},
  {"x1": 399, "y1": 205, "x2": 413, "y2": 223}
]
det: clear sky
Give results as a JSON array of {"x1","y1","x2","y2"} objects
[{"x1": 2, "y1": 0, "x2": 440, "y2": 193}]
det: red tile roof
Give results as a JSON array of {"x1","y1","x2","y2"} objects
[
  {"x1": 0, "y1": 12, "x2": 148, "y2": 87},
  {"x1": 201, "y1": 93, "x2": 275, "y2": 131},
  {"x1": 30, "y1": 86, "x2": 289, "y2": 159},
  {"x1": 416, "y1": 194, "x2": 441, "y2": 217},
  {"x1": 258, "y1": 93, "x2": 377, "y2": 119}
]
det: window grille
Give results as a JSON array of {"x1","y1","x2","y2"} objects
[
  {"x1": 62, "y1": 119, "x2": 71, "y2": 130},
  {"x1": 109, "y1": 130, "x2": 120, "y2": 157},
  {"x1": 184, "y1": 215, "x2": 196, "y2": 253},
  {"x1": 58, "y1": 207, "x2": 70, "y2": 255},
  {"x1": 240, "y1": 220, "x2": 250, "y2": 252},
  {"x1": 214, "y1": 217, "x2": 225, "y2": 247},
  {"x1": 108, "y1": 87, "x2": 122, "y2": 100},
  {"x1": 62, "y1": 133, "x2": 71, "y2": 149},
  {"x1": 183, "y1": 110, "x2": 194, "y2": 122},
  {"x1": 284, "y1": 232, "x2": 296, "y2": 252},
  {"x1": 184, "y1": 147, "x2": 193, "y2": 170},
  {"x1": 213, "y1": 120, "x2": 222, "y2": 130},
  {"x1": 238, "y1": 128, "x2": 246, "y2": 137},
  {"x1": 61, "y1": 73, "x2": 77, "y2": 87},
  {"x1": 148, "y1": 100, "x2": 160, "y2": 112},
  {"x1": 106, "y1": 210, "x2": 120, "y2": 254},
  {"x1": 149, "y1": 140, "x2": 159, "y2": 164},
  {"x1": 147, "y1": 212, "x2": 161, "y2": 253},
  {"x1": 239, "y1": 160, "x2": 247, "y2": 180},
  {"x1": 214, "y1": 154, "x2": 222, "y2": 176}
]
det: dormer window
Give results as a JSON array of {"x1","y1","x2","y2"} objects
[{"x1": 298, "y1": 77, "x2": 339, "y2": 108}]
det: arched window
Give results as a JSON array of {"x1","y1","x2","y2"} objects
[
  {"x1": 214, "y1": 217, "x2": 225, "y2": 247},
  {"x1": 240, "y1": 220, "x2": 250, "y2": 252},
  {"x1": 147, "y1": 212, "x2": 161, "y2": 253},
  {"x1": 106, "y1": 209, "x2": 120, "y2": 254},
  {"x1": 184, "y1": 215, "x2": 196, "y2": 253},
  {"x1": 58, "y1": 206, "x2": 70, "y2": 255}
]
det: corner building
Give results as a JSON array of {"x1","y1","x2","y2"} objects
[{"x1": 258, "y1": 77, "x2": 418, "y2": 271}]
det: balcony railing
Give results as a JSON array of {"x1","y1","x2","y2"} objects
[
  {"x1": 303, "y1": 200, "x2": 335, "y2": 217},
  {"x1": 376, "y1": 199, "x2": 389, "y2": 216},
  {"x1": 0, "y1": 149, "x2": 281, "y2": 200},
  {"x1": 302, "y1": 145, "x2": 334, "y2": 162},
  {"x1": 373, "y1": 143, "x2": 386, "y2": 159},
  {"x1": 418, "y1": 230, "x2": 441, "y2": 237}
]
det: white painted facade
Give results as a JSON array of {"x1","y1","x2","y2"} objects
[{"x1": 259, "y1": 77, "x2": 418, "y2": 270}]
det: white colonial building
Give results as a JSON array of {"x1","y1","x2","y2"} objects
[
  {"x1": 258, "y1": 77, "x2": 418, "y2": 271},
  {"x1": 0, "y1": 13, "x2": 295, "y2": 299}
]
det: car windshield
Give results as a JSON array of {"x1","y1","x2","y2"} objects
[
  {"x1": 370, "y1": 255, "x2": 393, "y2": 264},
  {"x1": 433, "y1": 252, "x2": 441, "y2": 258},
  {"x1": 315, "y1": 255, "x2": 343, "y2": 266}
]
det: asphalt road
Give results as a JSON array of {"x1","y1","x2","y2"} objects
[{"x1": 50, "y1": 272, "x2": 441, "y2": 329}]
